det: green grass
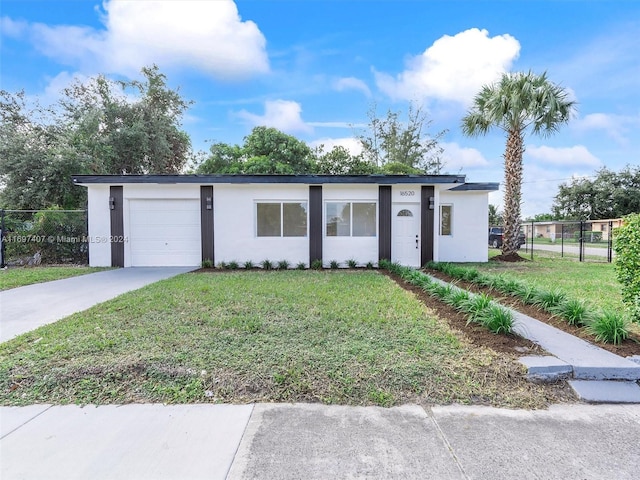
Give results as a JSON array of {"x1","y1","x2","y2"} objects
[
  {"x1": 0, "y1": 271, "x2": 556, "y2": 408},
  {"x1": 474, "y1": 252, "x2": 623, "y2": 313},
  {"x1": 0, "y1": 266, "x2": 110, "y2": 291}
]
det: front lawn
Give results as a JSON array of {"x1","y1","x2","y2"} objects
[
  {"x1": 0, "y1": 266, "x2": 110, "y2": 291},
  {"x1": 0, "y1": 271, "x2": 562, "y2": 408},
  {"x1": 480, "y1": 252, "x2": 622, "y2": 312}
]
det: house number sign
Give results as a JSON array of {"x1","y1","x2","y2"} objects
[{"x1": 399, "y1": 190, "x2": 416, "y2": 197}]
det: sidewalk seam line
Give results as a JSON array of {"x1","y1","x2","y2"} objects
[
  {"x1": 1, "y1": 404, "x2": 53, "y2": 440},
  {"x1": 427, "y1": 408, "x2": 470, "y2": 480},
  {"x1": 225, "y1": 403, "x2": 255, "y2": 480}
]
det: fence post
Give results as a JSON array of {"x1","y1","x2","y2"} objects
[
  {"x1": 561, "y1": 223, "x2": 565, "y2": 257},
  {"x1": 0, "y1": 209, "x2": 5, "y2": 268},
  {"x1": 608, "y1": 220, "x2": 613, "y2": 263},
  {"x1": 579, "y1": 221, "x2": 584, "y2": 262},
  {"x1": 530, "y1": 220, "x2": 534, "y2": 260}
]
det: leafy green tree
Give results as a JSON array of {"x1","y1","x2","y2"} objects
[
  {"x1": 198, "y1": 127, "x2": 314, "y2": 174},
  {"x1": 613, "y1": 213, "x2": 640, "y2": 323},
  {"x1": 488, "y1": 204, "x2": 503, "y2": 226},
  {"x1": 462, "y1": 71, "x2": 575, "y2": 259},
  {"x1": 552, "y1": 166, "x2": 640, "y2": 220},
  {"x1": 63, "y1": 65, "x2": 192, "y2": 175},
  {"x1": 313, "y1": 145, "x2": 379, "y2": 174},
  {"x1": 195, "y1": 142, "x2": 244, "y2": 174},
  {"x1": 0, "y1": 90, "x2": 87, "y2": 209},
  {"x1": 356, "y1": 103, "x2": 445, "y2": 173},
  {"x1": 1, "y1": 65, "x2": 193, "y2": 209}
]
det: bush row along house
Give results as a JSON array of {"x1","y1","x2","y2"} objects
[{"x1": 72, "y1": 174, "x2": 498, "y2": 268}]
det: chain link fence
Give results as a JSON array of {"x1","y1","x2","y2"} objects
[
  {"x1": 521, "y1": 220, "x2": 616, "y2": 263},
  {"x1": 1, "y1": 209, "x2": 88, "y2": 267}
]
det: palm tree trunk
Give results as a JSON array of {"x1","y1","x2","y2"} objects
[{"x1": 502, "y1": 129, "x2": 524, "y2": 257}]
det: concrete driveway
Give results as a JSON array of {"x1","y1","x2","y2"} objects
[{"x1": 0, "y1": 267, "x2": 194, "y2": 343}]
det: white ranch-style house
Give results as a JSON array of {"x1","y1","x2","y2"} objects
[{"x1": 72, "y1": 174, "x2": 498, "y2": 268}]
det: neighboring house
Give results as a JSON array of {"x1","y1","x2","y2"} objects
[
  {"x1": 72, "y1": 174, "x2": 498, "y2": 268},
  {"x1": 522, "y1": 218, "x2": 624, "y2": 242}
]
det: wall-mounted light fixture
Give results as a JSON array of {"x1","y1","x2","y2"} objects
[
  {"x1": 109, "y1": 197, "x2": 115, "y2": 210},
  {"x1": 428, "y1": 197, "x2": 434, "y2": 210},
  {"x1": 206, "y1": 197, "x2": 213, "y2": 210}
]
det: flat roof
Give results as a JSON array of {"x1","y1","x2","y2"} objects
[{"x1": 72, "y1": 174, "x2": 496, "y2": 188}]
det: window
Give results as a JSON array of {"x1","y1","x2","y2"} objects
[
  {"x1": 440, "y1": 205, "x2": 452, "y2": 235},
  {"x1": 256, "y1": 202, "x2": 307, "y2": 237},
  {"x1": 397, "y1": 209, "x2": 413, "y2": 217},
  {"x1": 326, "y1": 202, "x2": 376, "y2": 237}
]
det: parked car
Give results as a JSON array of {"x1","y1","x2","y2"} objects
[{"x1": 488, "y1": 227, "x2": 526, "y2": 249}]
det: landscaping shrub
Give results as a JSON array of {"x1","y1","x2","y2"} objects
[
  {"x1": 588, "y1": 310, "x2": 630, "y2": 345},
  {"x1": 261, "y1": 259, "x2": 273, "y2": 270},
  {"x1": 347, "y1": 259, "x2": 358, "y2": 268},
  {"x1": 227, "y1": 260, "x2": 239, "y2": 270},
  {"x1": 550, "y1": 298, "x2": 592, "y2": 327},
  {"x1": 475, "y1": 304, "x2": 514, "y2": 334},
  {"x1": 613, "y1": 213, "x2": 640, "y2": 323},
  {"x1": 277, "y1": 260, "x2": 290, "y2": 270},
  {"x1": 310, "y1": 259, "x2": 323, "y2": 270},
  {"x1": 201, "y1": 259, "x2": 213, "y2": 268},
  {"x1": 532, "y1": 289, "x2": 567, "y2": 311},
  {"x1": 296, "y1": 262, "x2": 306, "y2": 270},
  {"x1": 329, "y1": 260, "x2": 340, "y2": 269},
  {"x1": 243, "y1": 260, "x2": 254, "y2": 269}
]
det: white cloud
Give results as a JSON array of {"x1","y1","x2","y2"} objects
[
  {"x1": 22, "y1": 0, "x2": 268, "y2": 79},
  {"x1": 236, "y1": 100, "x2": 313, "y2": 134},
  {"x1": 333, "y1": 77, "x2": 371, "y2": 97},
  {"x1": 441, "y1": 142, "x2": 490, "y2": 171},
  {"x1": 308, "y1": 137, "x2": 363, "y2": 156},
  {"x1": 375, "y1": 28, "x2": 520, "y2": 104},
  {"x1": 526, "y1": 145, "x2": 601, "y2": 168},
  {"x1": 1, "y1": 16, "x2": 28, "y2": 37},
  {"x1": 572, "y1": 113, "x2": 640, "y2": 145}
]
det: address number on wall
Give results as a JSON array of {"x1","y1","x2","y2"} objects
[{"x1": 399, "y1": 191, "x2": 416, "y2": 196}]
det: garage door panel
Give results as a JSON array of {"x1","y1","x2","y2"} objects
[{"x1": 128, "y1": 199, "x2": 201, "y2": 267}]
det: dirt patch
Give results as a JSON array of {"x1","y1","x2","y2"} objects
[
  {"x1": 491, "y1": 253, "x2": 529, "y2": 262},
  {"x1": 423, "y1": 269, "x2": 640, "y2": 358}
]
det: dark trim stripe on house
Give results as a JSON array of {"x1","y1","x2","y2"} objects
[
  {"x1": 378, "y1": 186, "x2": 392, "y2": 262},
  {"x1": 309, "y1": 185, "x2": 322, "y2": 266},
  {"x1": 200, "y1": 186, "x2": 214, "y2": 265},
  {"x1": 109, "y1": 185, "x2": 124, "y2": 268},
  {"x1": 73, "y1": 174, "x2": 468, "y2": 185},
  {"x1": 421, "y1": 186, "x2": 434, "y2": 266}
]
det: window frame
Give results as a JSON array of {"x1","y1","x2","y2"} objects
[
  {"x1": 255, "y1": 201, "x2": 308, "y2": 238},
  {"x1": 325, "y1": 201, "x2": 377, "y2": 237},
  {"x1": 439, "y1": 204, "x2": 453, "y2": 236}
]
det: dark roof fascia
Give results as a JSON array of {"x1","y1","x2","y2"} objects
[
  {"x1": 448, "y1": 182, "x2": 499, "y2": 192},
  {"x1": 72, "y1": 174, "x2": 467, "y2": 186}
]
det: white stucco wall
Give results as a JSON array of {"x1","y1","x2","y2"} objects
[
  {"x1": 86, "y1": 185, "x2": 111, "y2": 267},
  {"x1": 214, "y1": 184, "x2": 309, "y2": 266},
  {"x1": 437, "y1": 190, "x2": 488, "y2": 262},
  {"x1": 323, "y1": 185, "x2": 378, "y2": 267}
]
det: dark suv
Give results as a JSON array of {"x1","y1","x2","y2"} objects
[{"x1": 488, "y1": 227, "x2": 526, "y2": 249}]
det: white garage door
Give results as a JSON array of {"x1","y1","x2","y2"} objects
[{"x1": 129, "y1": 199, "x2": 201, "y2": 266}]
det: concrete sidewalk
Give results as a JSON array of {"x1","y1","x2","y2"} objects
[
  {"x1": 2, "y1": 402, "x2": 639, "y2": 479},
  {"x1": 0, "y1": 267, "x2": 194, "y2": 342}
]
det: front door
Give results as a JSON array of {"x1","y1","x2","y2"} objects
[{"x1": 392, "y1": 203, "x2": 420, "y2": 267}]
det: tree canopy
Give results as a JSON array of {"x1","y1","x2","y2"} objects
[
  {"x1": 462, "y1": 71, "x2": 576, "y2": 259},
  {"x1": 356, "y1": 103, "x2": 445, "y2": 174},
  {"x1": 0, "y1": 65, "x2": 192, "y2": 209},
  {"x1": 552, "y1": 166, "x2": 640, "y2": 220}
]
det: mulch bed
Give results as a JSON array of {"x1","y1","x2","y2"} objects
[
  {"x1": 419, "y1": 268, "x2": 640, "y2": 358},
  {"x1": 382, "y1": 271, "x2": 544, "y2": 356}
]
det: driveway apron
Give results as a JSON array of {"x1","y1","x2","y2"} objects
[{"x1": 0, "y1": 267, "x2": 194, "y2": 342}]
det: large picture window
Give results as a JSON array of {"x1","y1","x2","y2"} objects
[
  {"x1": 256, "y1": 202, "x2": 307, "y2": 237},
  {"x1": 326, "y1": 202, "x2": 376, "y2": 237},
  {"x1": 440, "y1": 204, "x2": 452, "y2": 236}
]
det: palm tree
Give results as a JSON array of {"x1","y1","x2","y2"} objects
[{"x1": 462, "y1": 71, "x2": 575, "y2": 259}]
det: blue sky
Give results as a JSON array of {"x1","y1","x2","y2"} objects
[{"x1": 2, "y1": 0, "x2": 639, "y2": 217}]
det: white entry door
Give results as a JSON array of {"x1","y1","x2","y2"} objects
[{"x1": 392, "y1": 203, "x2": 420, "y2": 267}]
